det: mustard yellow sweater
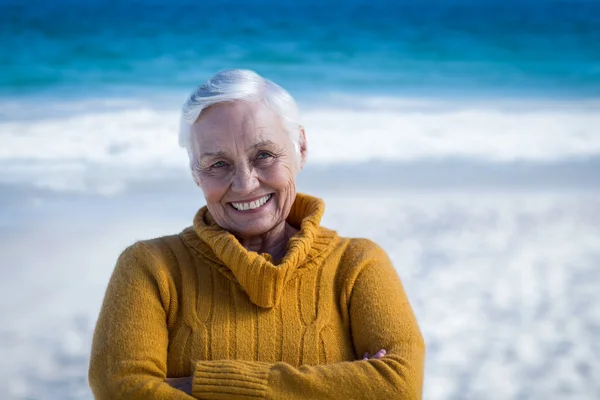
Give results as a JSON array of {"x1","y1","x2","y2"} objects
[{"x1": 89, "y1": 193, "x2": 425, "y2": 399}]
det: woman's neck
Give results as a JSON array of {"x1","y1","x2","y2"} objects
[{"x1": 237, "y1": 222, "x2": 298, "y2": 263}]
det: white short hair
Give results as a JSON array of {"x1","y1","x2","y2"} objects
[{"x1": 179, "y1": 69, "x2": 302, "y2": 159}]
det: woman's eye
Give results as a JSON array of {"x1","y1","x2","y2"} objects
[
  {"x1": 212, "y1": 161, "x2": 227, "y2": 168},
  {"x1": 257, "y1": 151, "x2": 272, "y2": 159}
]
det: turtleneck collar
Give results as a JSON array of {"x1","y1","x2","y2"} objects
[{"x1": 181, "y1": 193, "x2": 338, "y2": 309}]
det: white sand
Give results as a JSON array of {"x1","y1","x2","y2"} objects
[{"x1": 1, "y1": 185, "x2": 599, "y2": 400}]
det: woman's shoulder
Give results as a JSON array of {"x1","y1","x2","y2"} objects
[
  {"x1": 336, "y1": 235, "x2": 389, "y2": 260},
  {"x1": 120, "y1": 232, "x2": 188, "y2": 260},
  {"x1": 114, "y1": 231, "x2": 193, "y2": 279},
  {"x1": 331, "y1": 234, "x2": 393, "y2": 275}
]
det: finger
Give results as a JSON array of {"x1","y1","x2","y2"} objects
[
  {"x1": 372, "y1": 349, "x2": 387, "y2": 359},
  {"x1": 362, "y1": 352, "x2": 370, "y2": 360}
]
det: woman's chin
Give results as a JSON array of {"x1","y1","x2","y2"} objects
[{"x1": 232, "y1": 217, "x2": 280, "y2": 238}]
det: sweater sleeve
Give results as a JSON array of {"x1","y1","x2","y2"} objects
[
  {"x1": 88, "y1": 243, "x2": 194, "y2": 400},
  {"x1": 191, "y1": 240, "x2": 425, "y2": 400}
]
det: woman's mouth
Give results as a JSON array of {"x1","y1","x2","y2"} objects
[{"x1": 229, "y1": 194, "x2": 273, "y2": 211}]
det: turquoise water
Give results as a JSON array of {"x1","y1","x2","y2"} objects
[{"x1": 2, "y1": 0, "x2": 599, "y2": 98}]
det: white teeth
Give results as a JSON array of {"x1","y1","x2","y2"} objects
[{"x1": 232, "y1": 194, "x2": 271, "y2": 211}]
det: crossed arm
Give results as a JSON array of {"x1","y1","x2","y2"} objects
[
  {"x1": 165, "y1": 349, "x2": 389, "y2": 394},
  {"x1": 88, "y1": 242, "x2": 425, "y2": 400}
]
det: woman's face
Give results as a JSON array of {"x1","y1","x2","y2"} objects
[{"x1": 190, "y1": 101, "x2": 306, "y2": 238}]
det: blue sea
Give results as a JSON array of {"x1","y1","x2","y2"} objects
[
  {"x1": 1, "y1": 0, "x2": 600, "y2": 97},
  {"x1": 1, "y1": 0, "x2": 600, "y2": 99},
  {"x1": 1, "y1": 1, "x2": 600, "y2": 399}
]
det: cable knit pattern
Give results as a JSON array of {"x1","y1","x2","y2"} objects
[{"x1": 89, "y1": 193, "x2": 425, "y2": 400}]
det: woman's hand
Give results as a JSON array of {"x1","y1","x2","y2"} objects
[
  {"x1": 165, "y1": 376, "x2": 192, "y2": 395},
  {"x1": 361, "y1": 349, "x2": 387, "y2": 360}
]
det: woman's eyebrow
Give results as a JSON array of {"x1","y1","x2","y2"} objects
[
  {"x1": 199, "y1": 150, "x2": 227, "y2": 161},
  {"x1": 247, "y1": 140, "x2": 276, "y2": 151},
  {"x1": 199, "y1": 141, "x2": 277, "y2": 162}
]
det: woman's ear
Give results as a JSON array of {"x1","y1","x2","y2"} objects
[
  {"x1": 189, "y1": 153, "x2": 202, "y2": 187},
  {"x1": 298, "y1": 126, "x2": 308, "y2": 170},
  {"x1": 192, "y1": 171, "x2": 201, "y2": 187}
]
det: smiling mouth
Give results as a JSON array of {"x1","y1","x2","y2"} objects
[{"x1": 229, "y1": 194, "x2": 273, "y2": 211}]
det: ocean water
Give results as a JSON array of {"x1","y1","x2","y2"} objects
[
  {"x1": 1, "y1": 0, "x2": 600, "y2": 399},
  {"x1": 2, "y1": 0, "x2": 599, "y2": 97}
]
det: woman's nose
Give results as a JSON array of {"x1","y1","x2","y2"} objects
[{"x1": 231, "y1": 164, "x2": 260, "y2": 194}]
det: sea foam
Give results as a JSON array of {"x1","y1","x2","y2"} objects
[{"x1": 1, "y1": 96, "x2": 599, "y2": 192}]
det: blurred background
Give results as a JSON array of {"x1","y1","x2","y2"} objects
[{"x1": 1, "y1": 0, "x2": 599, "y2": 399}]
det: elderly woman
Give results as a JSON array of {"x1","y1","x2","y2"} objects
[{"x1": 89, "y1": 69, "x2": 425, "y2": 399}]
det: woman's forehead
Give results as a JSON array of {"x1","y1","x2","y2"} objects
[
  {"x1": 191, "y1": 102, "x2": 289, "y2": 153},
  {"x1": 197, "y1": 101, "x2": 279, "y2": 126}
]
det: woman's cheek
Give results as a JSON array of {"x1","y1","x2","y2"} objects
[
  {"x1": 267, "y1": 161, "x2": 296, "y2": 187},
  {"x1": 200, "y1": 176, "x2": 228, "y2": 201}
]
